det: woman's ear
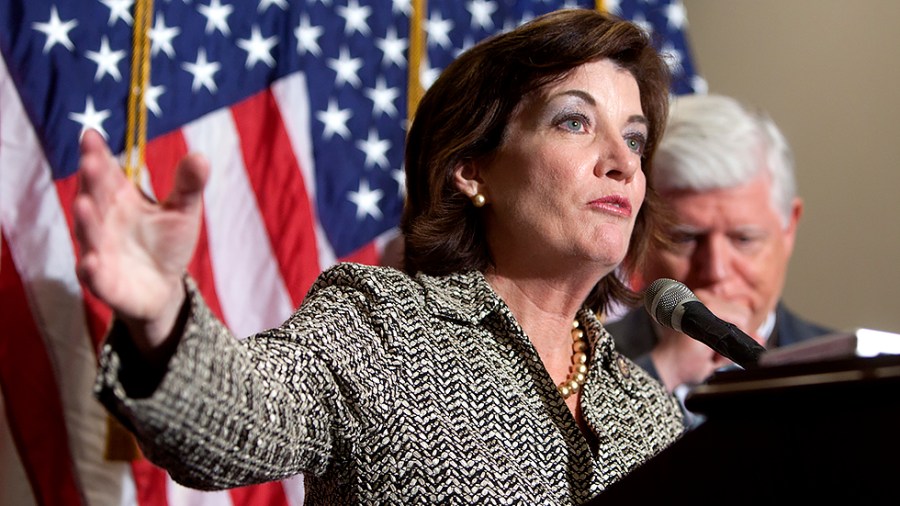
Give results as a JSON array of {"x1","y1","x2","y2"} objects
[{"x1": 452, "y1": 160, "x2": 484, "y2": 198}]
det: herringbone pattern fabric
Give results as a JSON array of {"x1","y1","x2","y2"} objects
[{"x1": 97, "y1": 263, "x2": 683, "y2": 504}]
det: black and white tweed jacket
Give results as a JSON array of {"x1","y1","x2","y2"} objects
[{"x1": 96, "y1": 262, "x2": 683, "y2": 504}]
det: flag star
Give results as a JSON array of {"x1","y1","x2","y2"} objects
[
  {"x1": 32, "y1": 6, "x2": 78, "y2": 54},
  {"x1": 327, "y1": 47, "x2": 363, "y2": 88},
  {"x1": 316, "y1": 98, "x2": 352, "y2": 140},
  {"x1": 198, "y1": 0, "x2": 233, "y2": 36},
  {"x1": 420, "y1": 58, "x2": 441, "y2": 91},
  {"x1": 237, "y1": 25, "x2": 278, "y2": 69},
  {"x1": 376, "y1": 27, "x2": 407, "y2": 67},
  {"x1": 467, "y1": 0, "x2": 497, "y2": 30},
  {"x1": 392, "y1": 168, "x2": 406, "y2": 197},
  {"x1": 456, "y1": 36, "x2": 476, "y2": 57},
  {"x1": 150, "y1": 13, "x2": 180, "y2": 58},
  {"x1": 426, "y1": 12, "x2": 454, "y2": 49},
  {"x1": 392, "y1": 0, "x2": 411, "y2": 16},
  {"x1": 666, "y1": 0, "x2": 688, "y2": 30},
  {"x1": 501, "y1": 17, "x2": 518, "y2": 33},
  {"x1": 659, "y1": 42, "x2": 684, "y2": 74},
  {"x1": 182, "y1": 48, "x2": 221, "y2": 93},
  {"x1": 100, "y1": 0, "x2": 134, "y2": 26},
  {"x1": 348, "y1": 179, "x2": 384, "y2": 220},
  {"x1": 356, "y1": 129, "x2": 391, "y2": 169},
  {"x1": 68, "y1": 97, "x2": 111, "y2": 139},
  {"x1": 630, "y1": 13, "x2": 653, "y2": 37},
  {"x1": 604, "y1": 0, "x2": 622, "y2": 15},
  {"x1": 258, "y1": 0, "x2": 288, "y2": 12},
  {"x1": 338, "y1": 0, "x2": 372, "y2": 36},
  {"x1": 144, "y1": 84, "x2": 166, "y2": 116},
  {"x1": 692, "y1": 75, "x2": 709, "y2": 95},
  {"x1": 365, "y1": 77, "x2": 400, "y2": 118},
  {"x1": 295, "y1": 14, "x2": 324, "y2": 56},
  {"x1": 86, "y1": 36, "x2": 126, "y2": 82}
]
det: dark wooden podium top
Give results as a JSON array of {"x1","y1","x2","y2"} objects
[
  {"x1": 687, "y1": 353, "x2": 900, "y2": 414},
  {"x1": 591, "y1": 354, "x2": 900, "y2": 505}
]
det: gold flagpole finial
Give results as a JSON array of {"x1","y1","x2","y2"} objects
[{"x1": 124, "y1": 0, "x2": 154, "y2": 184}]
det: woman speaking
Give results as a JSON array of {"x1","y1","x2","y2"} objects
[{"x1": 75, "y1": 8, "x2": 683, "y2": 504}]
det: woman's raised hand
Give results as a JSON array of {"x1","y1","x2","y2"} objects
[{"x1": 73, "y1": 129, "x2": 210, "y2": 350}]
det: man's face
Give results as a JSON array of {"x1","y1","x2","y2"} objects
[{"x1": 644, "y1": 170, "x2": 802, "y2": 335}]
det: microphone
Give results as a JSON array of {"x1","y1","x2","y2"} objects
[{"x1": 643, "y1": 278, "x2": 766, "y2": 369}]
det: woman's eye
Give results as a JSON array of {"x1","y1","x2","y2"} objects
[
  {"x1": 556, "y1": 112, "x2": 589, "y2": 133},
  {"x1": 625, "y1": 135, "x2": 646, "y2": 155},
  {"x1": 563, "y1": 118, "x2": 584, "y2": 132}
]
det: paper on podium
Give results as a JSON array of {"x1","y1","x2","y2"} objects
[{"x1": 759, "y1": 328, "x2": 900, "y2": 367}]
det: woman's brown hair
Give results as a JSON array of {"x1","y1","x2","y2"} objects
[{"x1": 401, "y1": 8, "x2": 671, "y2": 313}]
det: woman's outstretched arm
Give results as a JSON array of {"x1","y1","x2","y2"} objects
[{"x1": 73, "y1": 129, "x2": 209, "y2": 360}]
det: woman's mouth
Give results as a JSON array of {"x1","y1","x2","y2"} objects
[{"x1": 589, "y1": 195, "x2": 632, "y2": 217}]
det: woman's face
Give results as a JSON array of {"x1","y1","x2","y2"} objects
[{"x1": 464, "y1": 59, "x2": 648, "y2": 276}]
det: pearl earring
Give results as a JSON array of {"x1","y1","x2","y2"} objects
[{"x1": 471, "y1": 193, "x2": 486, "y2": 208}]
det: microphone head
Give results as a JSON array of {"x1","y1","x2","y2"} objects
[{"x1": 643, "y1": 278, "x2": 698, "y2": 330}]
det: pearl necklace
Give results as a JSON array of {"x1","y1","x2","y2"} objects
[{"x1": 558, "y1": 319, "x2": 589, "y2": 399}]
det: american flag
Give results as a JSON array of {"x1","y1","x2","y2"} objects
[{"x1": 0, "y1": 0, "x2": 702, "y2": 504}]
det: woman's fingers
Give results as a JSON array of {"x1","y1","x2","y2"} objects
[
  {"x1": 77, "y1": 129, "x2": 127, "y2": 217},
  {"x1": 72, "y1": 192, "x2": 100, "y2": 259},
  {"x1": 164, "y1": 152, "x2": 210, "y2": 212}
]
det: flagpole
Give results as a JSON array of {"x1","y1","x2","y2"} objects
[
  {"x1": 124, "y1": 0, "x2": 154, "y2": 184},
  {"x1": 105, "y1": 0, "x2": 154, "y2": 463},
  {"x1": 407, "y1": 0, "x2": 426, "y2": 122}
]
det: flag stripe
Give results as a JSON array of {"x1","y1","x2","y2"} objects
[
  {"x1": 53, "y1": 174, "x2": 115, "y2": 349},
  {"x1": 270, "y1": 73, "x2": 338, "y2": 271},
  {"x1": 338, "y1": 240, "x2": 380, "y2": 266},
  {"x1": 145, "y1": 129, "x2": 229, "y2": 323},
  {"x1": 167, "y1": 481, "x2": 232, "y2": 506},
  {"x1": 183, "y1": 109, "x2": 294, "y2": 336},
  {"x1": 0, "y1": 387, "x2": 40, "y2": 506},
  {"x1": 231, "y1": 90, "x2": 321, "y2": 307},
  {"x1": 228, "y1": 482, "x2": 289, "y2": 506},
  {"x1": 0, "y1": 233, "x2": 84, "y2": 506},
  {"x1": 131, "y1": 459, "x2": 170, "y2": 506},
  {"x1": 1, "y1": 53, "x2": 130, "y2": 506}
]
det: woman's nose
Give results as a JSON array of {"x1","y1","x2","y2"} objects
[{"x1": 595, "y1": 134, "x2": 640, "y2": 182}]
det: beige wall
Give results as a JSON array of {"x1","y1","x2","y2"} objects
[{"x1": 680, "y1": 0, "x2": 900, "y2": 334}]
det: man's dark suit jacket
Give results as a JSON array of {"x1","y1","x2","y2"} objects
[{"x1": 607, "y1": 302, "x2": 833, "y2": 379}]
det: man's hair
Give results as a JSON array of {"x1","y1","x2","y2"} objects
[{"x1": 653, "y1": 93, "x2": 797, "y2": 226}]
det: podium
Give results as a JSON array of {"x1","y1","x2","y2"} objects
[{"x1": 592, "y1": 353, "x2": 900, "y2": 504}]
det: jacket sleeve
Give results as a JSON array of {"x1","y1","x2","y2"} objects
[{"x1": 94, "y1": 267, "x2": 401, "y2": 490}]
